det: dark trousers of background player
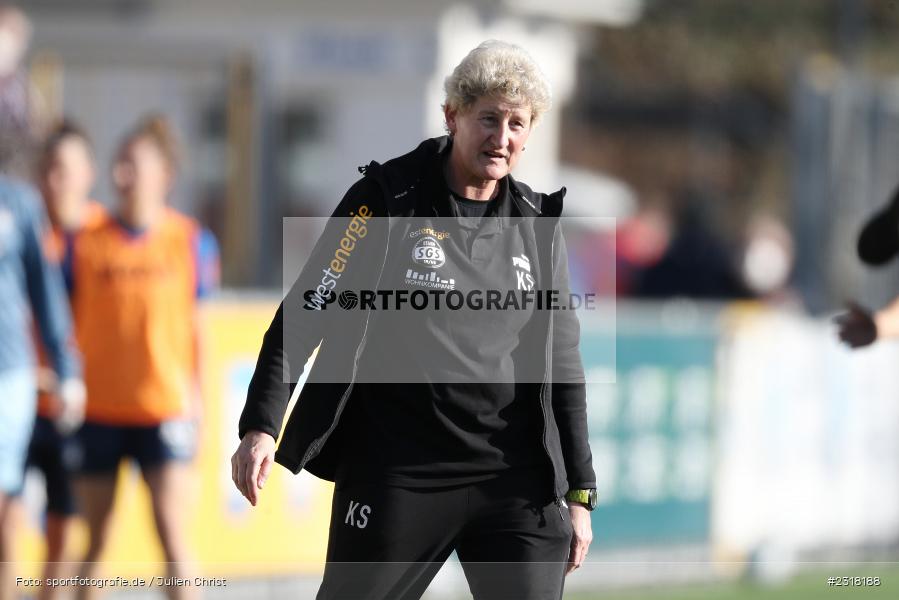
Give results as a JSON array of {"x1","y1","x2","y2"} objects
[{"x1": 316, "y1": 468, "x2": 572, "y2": 600}]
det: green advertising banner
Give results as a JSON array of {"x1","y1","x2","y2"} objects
[{"x1": 580, "y1": 304, "x2": 720, "y2": 548}]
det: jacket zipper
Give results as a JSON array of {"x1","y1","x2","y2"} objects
[
  {"x1": 538, "y1": 229, "x2": 563, "y2": 520},
  {"x1": 510, "y1": 186, "x2": 562, "y2": 516},
  {"x1": 298, "y1": 202, "x2": 393, "y2": 468},
  {"x1": 555, "y1": 497, "x2": 566, "y2": 520}
]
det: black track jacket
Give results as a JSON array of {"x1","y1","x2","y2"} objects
[{"x1": 238, "y1": 136, "x2": 596, "y2": 503}]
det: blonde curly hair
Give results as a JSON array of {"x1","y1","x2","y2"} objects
[{"x1": 443, "y1": 40, "x2": 552, "y2": 126}]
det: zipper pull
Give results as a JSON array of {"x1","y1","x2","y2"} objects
[{"x1": 555, "y1": 497, "x2": 566, "y2": 521}]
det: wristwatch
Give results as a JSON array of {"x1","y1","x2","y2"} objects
[{"x1": 565, "y1": 488, "x2": 598, "y2": 511}]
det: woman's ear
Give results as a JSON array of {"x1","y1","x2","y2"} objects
[{"x1": 443, "y1": 105, "x2": 457, "y2": 136}]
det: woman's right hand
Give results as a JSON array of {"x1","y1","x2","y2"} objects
[{"x1": 231, "y1": 430, "x2": 276, "y2": 506}]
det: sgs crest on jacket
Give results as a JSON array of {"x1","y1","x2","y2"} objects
[{"x1": 239, "y1": 136, "x2": 596, "y2": 501}]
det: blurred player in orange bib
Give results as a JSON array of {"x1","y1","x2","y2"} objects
[
  {"x1": 69, "y1": 115, "x2": 218, "y2": 600},
  {"x1": 24, "y1": 120, "x2": 104, "y2": 600}
]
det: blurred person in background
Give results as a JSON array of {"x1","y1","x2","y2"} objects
[
  {"x1": 630, "y1": 192, "x2": 751, "y2": 299},
  {"x1": 0, "y1": 142, "x2": 82, "y2": 600},
  {"x1": 613, "y1": 200, "x2": 672, "y2": 296},
  {"x1": 739, "y1": 214, "x2": 796, "y2": 303},
  {"x1": 37, "y1": 120, "x2": 106, "y2": 283},
  {"x1": 233, "y1": 40, "x2": 595, "y2": 599},
  {"x1": 835, "y1": 183, "x2": 899, "y2": 348},
  {"x1": 69, "y1": 115, "x2": 218, "y2": 600},
  {"x1": 24, "y1": 120, "x2": 105, "y2": 600},
  {"x1": 0, "y1": 3, "x2": 45, "y2": 178}
]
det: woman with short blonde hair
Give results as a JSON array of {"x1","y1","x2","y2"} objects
[{"x1": 234, "y1": 40, "x2": 595, "y2": 599}]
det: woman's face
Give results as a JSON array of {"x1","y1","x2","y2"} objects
[
  {"x1": 444, "y1": 95, "x2": 533, "y2": 183},
  {"x1": 43, "y1": 136, "x2": 95, "y2": 205},
  {"x1": 112, "y1": 136, "x2": 171, "y2": 204}
]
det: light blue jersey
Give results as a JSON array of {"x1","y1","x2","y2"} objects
[{"x1": 0, "y1": 175, "x2": 79, "y2": 380}]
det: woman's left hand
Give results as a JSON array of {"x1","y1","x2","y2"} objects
[{"x1": 566, "y1": 503, "x2": 593, "y2": 575}]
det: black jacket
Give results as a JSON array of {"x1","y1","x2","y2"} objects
[{"x1": 239, "y1": 137, "x2": 595, "y2": 502}]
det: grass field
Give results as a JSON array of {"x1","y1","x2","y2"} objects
[{"x1": 566, "y1": 567, "x2": 899, "y2": 600}]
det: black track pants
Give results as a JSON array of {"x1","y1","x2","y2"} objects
[{"x1": 316, "y1": 470, "x2": 572, "y2": 600}]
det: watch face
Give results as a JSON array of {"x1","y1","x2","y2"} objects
[{"x1": 588, "y1": 489, "x2": 598, "y2": 510}]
